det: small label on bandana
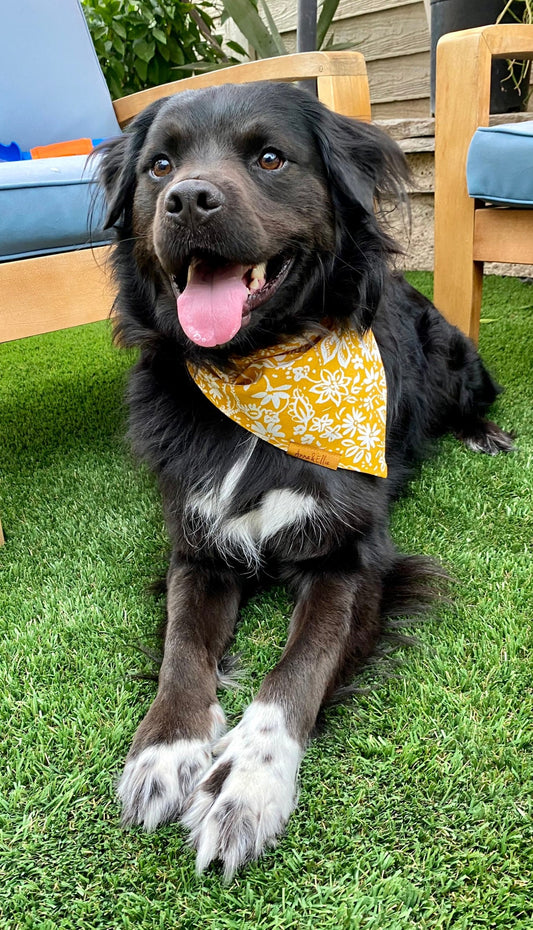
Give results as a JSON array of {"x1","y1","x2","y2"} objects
[
  {"x1": 287, "y1": 443, "x2": 341, "y2": 470},
  {"x1": 188, "y1": 323, "x2": 388, "y2": 477}
]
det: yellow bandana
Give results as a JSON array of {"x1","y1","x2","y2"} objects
[{"x1": 187, "y1": 324, "x2": 387, "y2": 477}]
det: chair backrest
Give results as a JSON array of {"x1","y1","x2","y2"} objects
[
  {"x1": 113, "y1": 51, "x2": 372, "y2": 128},
  {"x1": 0, "y1": 0, "x2": 120, "y2": 150}
]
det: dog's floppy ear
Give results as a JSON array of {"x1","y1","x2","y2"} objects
[
  {"x1": 313, "y1": 109, "x2": 409, "y2": 217},
  {"x1": 94, "y1": 97, "x2": 169, "y2": 230},
  {"x1": 310, "y1": 106, "x2": 410, "y2": 329}
]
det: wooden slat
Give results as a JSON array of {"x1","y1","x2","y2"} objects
[
  {"x1": 372, "y1": 97, "x2": 429, "y2": 117},
  {"x1": 333, "y1": 0, "x2": 423, "y2": 21},
  {"x1": 0, "y1": 248, "x2": 115, "y2": 343},
  {"x1": 274, "y1": 44, "x2": 431, "y2": 107},
  {"x1": 367, "y1": 51, "x2": 429, "y2": 103},
  {"x1": 113, "y1": 51, "x2": 369, "y2": 126},
  {"x1": 474, "y1": 210, "x2": 533, "y2": 264},
  {"x1": 268, "y1": 0, "x2": 421, "y2": 31},
  {"x1": 315, "y1": 4, "x2": 430, "y2": 63}
]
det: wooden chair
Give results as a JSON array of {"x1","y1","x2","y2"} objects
[
  {"x1": 433, "y1": 24, "x2": 533, "y2": 342},
  {"x1": 0, "y1": 49, "x2": 371, "y2": 545}
]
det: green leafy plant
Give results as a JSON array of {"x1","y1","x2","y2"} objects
[
  {"x1": 82, "y1": 0, "x2": 346, "y2": 94},
  {"x1": 81, "y1": 0, "x2": 230, "y2": 98}
]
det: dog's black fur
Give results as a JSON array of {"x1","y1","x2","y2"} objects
[{"x1": 96, "y1": 82, "x2": 513, "y2": 878}]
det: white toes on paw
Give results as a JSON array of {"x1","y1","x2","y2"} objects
[
  {"x1": 462, "y1": 422, "x2": 515, "y2": 455},
  {"x1": 117, "y1": 738, "x2": 213, "y2": 831},
  {"x1": 181, "y1": 702, "x2": 303, "y2": 880},
  {"x1": 118, "y1": 701, "x2": 227, "y2": 832}
]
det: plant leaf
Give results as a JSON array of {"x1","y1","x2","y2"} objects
[
  {"x1": 133, "y1": 38, "x2": 156, "y2": 63},
  {"x1": 114, "y1": 21, "x2": 127, "y2": 39},
  {"x1": 220, "y1": 0, "x2": 282, "y2": 58},
  {"x1": 322, "y1": 36, "x2": 355, "y2": 52},
  {"x1": 134, "y1": 58, "x2": 148, "y2": 81},
  {"x1": 226, "y1": 39, "x2": 249, "y2": 56},
  {"x1": 258, "y1": 0, "x2": 287, "y2": 55},
  {"x1": 317, "y1": 0, "x2": 341, "y2": 49}
]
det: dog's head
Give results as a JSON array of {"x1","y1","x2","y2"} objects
[{"x1": 97, "y1": 82, "x2": 407, "y2": 358}]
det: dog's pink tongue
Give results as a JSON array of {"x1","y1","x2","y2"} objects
[{"x1": 177, "y1": 261, "x2": 248, "y2": 347}]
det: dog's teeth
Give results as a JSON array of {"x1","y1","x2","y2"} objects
[
  {"x1": 187, "y1": 258, "x2": 201, "y2": 284},
  {"x1": 248, "y1": 262, "x2": 267, "y2": 292},
  {"x1": 251, "y1": 262, "x2": 267, "y2": 281}
]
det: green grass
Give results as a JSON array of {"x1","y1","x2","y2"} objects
[{"x1": 0, "y1": 273, "x2": 532, "y2": 929}]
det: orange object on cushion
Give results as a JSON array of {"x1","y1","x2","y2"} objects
[{"x1": 30, "y1": 138, "x2": 94, "y2": 159}]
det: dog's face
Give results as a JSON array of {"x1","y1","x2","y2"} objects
[
  {"x1": 99, "y1": 82, "x2": 407, "y2": 355},
  {"x1": 134, "y1": 85, "x2": 335, "y2": 349}
]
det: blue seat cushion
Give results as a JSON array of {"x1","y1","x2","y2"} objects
[
  {"x1": 467, "y1": 121, "x2": 533, "y2": 206},
  {"x1": 0, "y1": 155, "x2": 111, "y2": 260}
]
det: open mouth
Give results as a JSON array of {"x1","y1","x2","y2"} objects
[{"x1": 170, "y1": 251, "x2": 293, "y2": 348}]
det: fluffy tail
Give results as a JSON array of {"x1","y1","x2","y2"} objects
[{"x1": 381, "y1": 553, "x2": 450, "y2": 624}]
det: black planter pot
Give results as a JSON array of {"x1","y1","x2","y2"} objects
[{"x1": 430, "y1": 0, "x2": 530, "y2": 114}]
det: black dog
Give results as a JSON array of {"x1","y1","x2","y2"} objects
[{"x1": 96, "y1": 82, "x2": 513, "y2": 878}]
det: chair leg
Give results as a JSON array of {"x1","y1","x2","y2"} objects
[
  {"x1": 433, "y1": 238, "x2": 484, "y2": 344},
  {"x1": 433, "y1": 113, "x2": 484, "y2": 345},
  {"x1": 433, "y1": 101, "x2": 484, "y2": 344},
  {"x1": 0, "y1": 518, "x2": 4, "y2": 546}
]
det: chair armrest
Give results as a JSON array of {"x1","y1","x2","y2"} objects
[{"x1": 112, "y1": 51, "x2": 371, "y2": 126}]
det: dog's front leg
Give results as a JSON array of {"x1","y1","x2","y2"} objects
[
  {"x1": 183, "y1": 569, "x2": 381, "y2": 879},
  {"x1": 117, "y1": 554, "x2": 241, "y2": 831}
]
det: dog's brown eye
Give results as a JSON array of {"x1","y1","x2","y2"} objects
[
  {"x1": 259, "y1": 150, "x2": 284, "y2": 171},
  {"x1": 150, "y1": 157, "x2": 172, "y2": 178}
]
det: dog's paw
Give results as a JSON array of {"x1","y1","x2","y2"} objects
[
  {"x1": 181, "y1": 701, "x2": 303, "y2": 880},
  {"x1": 459, "y1": 420, "x2": 515, "y2": 455},
  {"x1": 117, "y1": 738, "x2": 214, "y2": 831},
  {"x1": 118, "y1": 702, "x2": 226, "y2": 832}
]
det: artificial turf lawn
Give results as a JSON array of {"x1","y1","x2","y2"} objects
[{"x1": 0, "y1": 272, "x2": 531, "y2": 929}]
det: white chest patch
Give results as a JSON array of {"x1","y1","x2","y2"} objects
[{"x1": 184, "y1": 439, "x2": 318, "y2": 566}]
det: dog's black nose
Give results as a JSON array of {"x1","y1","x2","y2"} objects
[{"x1": 164, "y1": 180, "x2": 225, "y2": 226}]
